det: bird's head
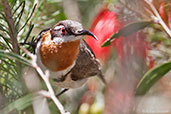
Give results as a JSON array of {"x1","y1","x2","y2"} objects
[{"x1": 50, "y1": 20, "x2": 98, "y2": 43}]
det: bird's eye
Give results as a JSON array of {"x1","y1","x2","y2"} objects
[{"x1": 61, "y1": 28, "x2": 66, "y2": 35}]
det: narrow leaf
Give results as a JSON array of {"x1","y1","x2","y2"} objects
[
  {"x1": 101, "y1": 39, "x2": 111, "y2": 47},
  {"x1": 13, "y1": 1, "x2": 25, "y2": 15},
  {"x1": 15, "y1": 1, "x2": 25, "y2": 30},
  {"x1": 0, "y1": 34, "x2": 13, "y2": 50},
  {"x1": 101, "y1": 21, "x2": 152, "y2": 47},
  {"x1": 0, "y1": 23, "x2": 9, "y2": 34},
  {"x1": 135, "y1": 61, "x2": 171, "y2": 95},
  {"x1": 1, "y1": 59, "x2": 17, "y2": 76},
  {"x1": 0, "y1": 50, "x2": 31, "y2": 65},
  {"x1": 0, "y1": 13, "x2": 14, "y2": 38},
  {"x1": 0, "y1": 94, "x2": 33, "y2": 114},
  {"x1": 18, "y1": 3, "x2": 37, "y2": 33},
  {"x1": 24, "y1": 24, "x2": 34, "y2": 43}
]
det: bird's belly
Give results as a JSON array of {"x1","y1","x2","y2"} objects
[
  {"x1": 36, "y1": 41, "x2": 76, "y2": 79},
  {"x1": 35, "y1": 39, "x2": 84, "y2": 88},
  {"x1": 39, "y1": 40, "x2": 80, "y2": 72},
  {"x1": 37, "y1": 53, "x2": 87, "y2": 88}
]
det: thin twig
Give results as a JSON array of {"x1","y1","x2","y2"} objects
[
  {"x1": 20, "y1": 46, "x2": 69, "y2": 114},
  {"x1": 37, "y1": 90, "x2": 51, "y2": 98},
  {"x1": 2, "y1": 0, "x2": 22, "y2": 74},
  {"x1": 145, "y1": 0, "x2": 171, "y2": 38}
]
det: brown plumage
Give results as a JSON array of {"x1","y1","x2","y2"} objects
[
  {"x1": 39, "y1": 31, "x2": 80, "y2": 71},
  {"x1": 24, "y1": 20, "x2": 106, "y2": 91}
]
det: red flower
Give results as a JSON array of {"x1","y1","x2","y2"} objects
[
  {"x1": 86, "y1": 8, "x2": 123, "y2": 62},
  {"x1": 159, "y1": 1, "x2": 171, "y2": 28},
  {"x1": 159, "y1": 2, "x2": 167, "y2": 24},
  {"x1": 86, "y1": 7, "x2": 154, "y2": 69}
]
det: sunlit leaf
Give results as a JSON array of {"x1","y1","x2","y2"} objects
[
  {"x1": 0, "y1": 34, "x2": 13, "y2": 50},
  {"x1": 0, "y1": 65, "x2": 16, "y2": 78},
  {"x1": 101, "y1": 21, "x2": 152, "y2": 47},
  {"x1": 0, "y1": 94, "x2": 33, "y2": 114},
  {"x1": 13, "y1": 1, "x2": 25, "y2": 15},
  {"x1": 1, "y1": 59, "x2": 17, "y2": 76},
  {"x1": 135, "y1": 61, "x2": 171, "y2": 95},
  {"x1": 18, "y1": 3, "x2": 37, "y2": 32},
  {"x1": 24, "y1": 24, "x2": 34, "y2": 43},
  {"x1": 0, "y1": 50, "x2": 31, "y2": 65},
  {"x1": 15, "y1": 1, "x2": 25, "y2": 30},
  {"x1": 0, "y1": 23, "x2": 9, "y2": 34}
]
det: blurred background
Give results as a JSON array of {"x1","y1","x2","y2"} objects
[{"x1": 0, "y1": 0, "x2": 171, "y2": 114}]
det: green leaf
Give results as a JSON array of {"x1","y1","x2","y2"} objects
[
  {"x1": 0, "y1": 34, "x2": 13, "y2": 51},
  {"x1": 101, "y1": 21, "x2": 152, "y2": 47},
  {"x1": 24, "y1": 24, "x2": 34, "y2": 43},
  {"x1": 13, "y1": 1, "x2": 25, "y2": 15},
  {"x1": 0, "y1": 23, "x2": 9, "y2": 34},
  {"x1": 0, "y1": 50, "x2": 31, "y2": 65},
  {"x1": 15, "y1": 1, "x2": 25, "y2": 30},
  {"x1": 1, "y1": 59, "x2": 18, "y2": 76},
  {"x1": 101, "y1": 39, "x2": 111, "y2": 47},
  {"x1": 135, "y1": 61, "x2": 171, "y2": 95},
  {"x1": 18, "y1": 3, "x2": 37, "y2": 32},
  {"x1": 0, "y1": 13, "x2": 15, "y2": 38},
  {"x1": 0, "y1": 94, "x2": 33, "y2": 114},
  {"x1": 0, "y1": 65, "x2": 16, "y2": 78}
]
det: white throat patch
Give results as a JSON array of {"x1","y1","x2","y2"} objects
[{"x1": 53, "y1": 36, "x2": 82, "y2": 43}]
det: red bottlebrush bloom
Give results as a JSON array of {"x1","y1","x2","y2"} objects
[
  {"x1": 86, "y1": 7, "x2": 154, "y2": 69},
  {"x1": 159, "y1": 1, "x2": 171, "y2": 28},
  {"x1": 168, "y1": 12, "x2": 171, "y2": 29},
  {"x1": 86, "y1": 8, "x2": 123, "y2": 62},
  {"x1": 159, "y1": 2, "x2": 167, "y2": 24}
]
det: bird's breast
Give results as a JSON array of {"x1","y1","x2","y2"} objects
[{"x1": 39, "y1": 32, "x2": 80, "y2": 72}]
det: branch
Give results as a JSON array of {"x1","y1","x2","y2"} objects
[
  {"x1": 20, "y1": 46, "x2": 69, "y2": 114},
  {"x1": 145, "y1": 0, "x2": 171, "y2": 38},
  {"x1": 2, "y1": 0, "x2": 19, "y2": 54},
  {"x1": 1, "y1": 0, "x2": 22, "y2": 74}
]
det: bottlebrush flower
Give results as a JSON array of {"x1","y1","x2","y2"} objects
[
  {"x1": 159, "y1": 1, "x2": 171, "y2": 28},
  {"x1": 86, "y1": 8, "x2": 123, "y2": 62},
  {"x1": 86, "y1": 7, "x2": 154, "y2": 69}
]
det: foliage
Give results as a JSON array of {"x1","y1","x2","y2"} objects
[
  {"x1": 101, "y1": 21, "x2": 152, "y2": 47},
  {"x1": 0, "y1": 0, "x2": 171, "y2": 114},
  {"x1": 0, "y1": 0, "x2": 66, "y2": 113},
  {"x1": 0, "y1": 0, "x2": 34, "y2": 104},
  {"x1": 0, "y1": 94, "x2": 33, "y2": 114},
  {"x1": 135, "y1": 61, "x2": 171, "y2": 95}
]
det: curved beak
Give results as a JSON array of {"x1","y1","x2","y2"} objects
[{"x1": 76, "y1": 30, "x2": 98, "y2": 40}]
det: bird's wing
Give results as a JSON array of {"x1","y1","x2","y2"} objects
[{"x1": 70, "y1": 40, "x2": 106, "y2": 84}]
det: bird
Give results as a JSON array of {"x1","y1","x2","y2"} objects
[{"x1": 22, "y1": 20, "x2": 106, "y2": 96}]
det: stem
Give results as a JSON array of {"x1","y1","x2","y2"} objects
[
  {"x1": 145, "y1": 0, "x2": 171, "y2": 38},
  {"x1": 2, "y1": 0, "x2": 19, "y2": 54},
  {"x1": 20, "y1": 46, "x2": 68, "y2": 114},
  {"x1": 36, "y1": 68, "x2": 66, "y2": 114},
  {"x1": 2, "y1": 0, "x2": 21, "y2": 74}
]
